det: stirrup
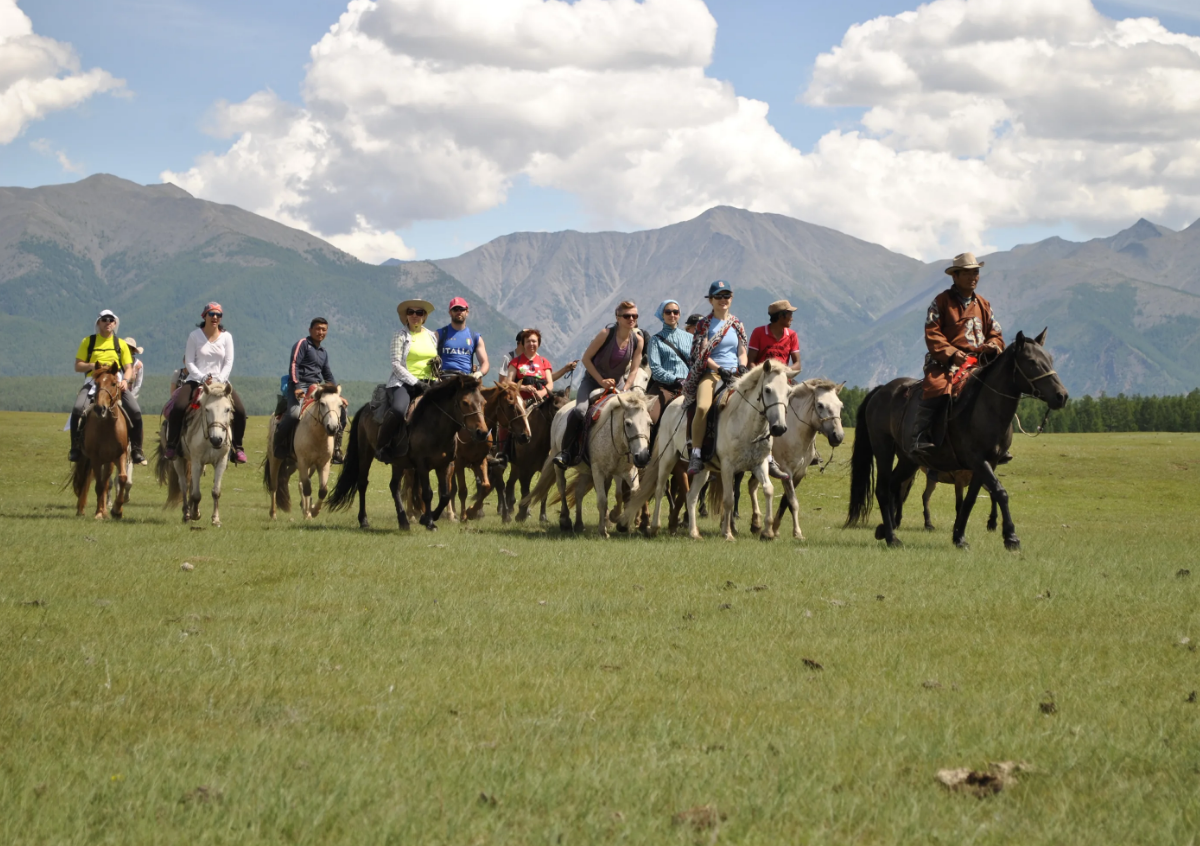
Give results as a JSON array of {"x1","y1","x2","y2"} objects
[
  {"x1": 687, "y1": 454, "x2": 704, "y2": 477},
  {"x1": 552, "y1": 449, "x2": 570, "y2": 469}
]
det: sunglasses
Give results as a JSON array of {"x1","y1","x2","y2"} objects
[
  {"x1": 450, "y1": 306, "x2": 468, "y2": 312},
  {"x1": 206, "y1": 311, "x2": 223, "y2": 318},
  {"x1": 406, "y1": 309, "x2": 427, "y2": 316},
  {"x1": 712, "y1": 292, "x2": 732, "y2": 300},
  {"x1": 662, "y1": 309, "x2": 680, "y2": 316},
  {"x1": 99, "y1": 316, "x2": 116, "y2": 323},
  {"x1": 619, "y1": 313, "x2": 639, "y2": 320}
]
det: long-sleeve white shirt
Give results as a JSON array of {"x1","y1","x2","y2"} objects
[{"x1": 185, "y1": 328, "x2": 235, "y2": 383}]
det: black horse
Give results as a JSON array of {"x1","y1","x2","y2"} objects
[{"x1": 846, "y1": 329, "x2": 1068, "y2": 550}]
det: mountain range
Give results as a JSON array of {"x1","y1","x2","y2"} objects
[
  {"x1": 431, "y1": 207, "x2": 1200, "y2": 395},
  {"x1": 0, "y1": 175, "x2": 518, "y2": 382},
  {"x1": 1, "y1": 174, "x2": 1198, "y2": 396}
]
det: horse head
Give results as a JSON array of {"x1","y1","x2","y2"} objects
[
  {"x1": 199, "y1": 381, "x2": 234, "y2": 448},
  {"x1": 93, "y1": 365, "x2": 122, "y2": 418},
  {"x1": 451, "y1": 374, "x2": 489, "y2": 442},
  {"x1": 495, "y1": 378, "x2": 531, "y2": 444},
  {"x1": 742, "y1": 359, "x2": 791, "y2": 438},
  {"x1": 1013, "y1": 329, "x2": 1069, "y2": 409},
  {"x1": 614, "y1": 392, "x2": 653, "y2": 468},
  {"x1": 795, "y1": 378, "x2": 846, "y2": 447},
  {"x1": 315, "y1": 384, "x2": 343, "y2": 436}
]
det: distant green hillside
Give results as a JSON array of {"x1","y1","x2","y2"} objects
[{"x1": 1, "y1": 236, "x2": 520, "y2": 382}]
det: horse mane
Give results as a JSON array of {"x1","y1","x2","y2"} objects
[
  {"x1": 410, "y1": 375, "x2": 477, "y2": 424},
  {"x1": 315, "y1": 383, "x2": 340, "y2": 398},
  {"x1": 804, "y1": 377, "x2": 839, "y2": 392}
]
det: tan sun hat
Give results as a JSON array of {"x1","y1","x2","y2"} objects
[
  {"x1": 767, "y1": 299, "x2": 797, "y2": 316},
  {"x1": 397, "y1": 299, "x2": 435, "y2": 320},
  {"x1": 945, "y1": 252, "x2": 985, "y2": 275},
  {"x1": 123, "y1": 337, "x2": 145, "y2": 354}
]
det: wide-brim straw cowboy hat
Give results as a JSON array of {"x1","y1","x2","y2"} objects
[
  {"x1": 123, "y1": 337, "x2": 145, "y2": 354},
  {"x1": 397, "y1": 299, "x2": 435, "y2": 319},
  {"x1": 945, "y1": 252, "x2": 985, "y2": 275}
]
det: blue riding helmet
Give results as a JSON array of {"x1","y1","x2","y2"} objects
[{"x1": 707, "y1": 280, "x2": 733, "y2": 298}]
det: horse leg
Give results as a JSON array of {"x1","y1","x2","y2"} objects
[
  {"x1": 775, "y1": 477, "x2": 801, "y2": 540},
  {"x1": 556, "y1": 466, "x2": 572, "y2": 532},
  {"x1": 719, "y1": 467, "x2": 738, "y2": 541},
  {"x1": 388, "y1": 464, "x2": 410, "y2": 531},
  {"x1": 872, "y1": 448, "x2": 902, "y2": 547},
  {"x1": 987, "y1": 492, "x2": 999, "y2": 532},
  {"x1": 752, "y1": 462, "x2": 775, "y2": 541},
  {"x1": 211, "y1": 454, "x2": 228, "y2": 526},
  {"x1": 298, "y1": 460, "x2": 314, "y2": 519},
  {"x1": 469, "y1": 461, "x2": 491, "y2": 520},
  {"x1": 112, "y1": 451, "x2": 129, "y2": 519},
  {"x1": 970, "y1": 462, "x2": 1017, "y2": 550},
  {"x1": 748, "y1": 474, "x2": 762, "y2": 535},
  {"x1": 268, "y1": 457, "x2": 279, "y2": 519},
  {"x1": 923, "y1": 475, "x2": 937, "y2": 531},
  {"x1": 312, "y1": 460, "x2": 331, "y2": 519},
  {"x1": 357, "y1": 450, "x2": 373, "y2": 530},
  {"x1": 594, "y1": 472, "x2": 610, "y2": 538},
  {"x1": 94, "y1": 461, "x2": 110, "y2": 520},
  {"x1": 573, "y1": 471, "x2": 587, "y2": 534}
]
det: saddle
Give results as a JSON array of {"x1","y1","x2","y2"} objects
[
  {"x1": 369, "y1": 384, "x2": 389, "y2": 423},
  {"x1": 685, "y1": 381, "x2": 731, "y2": 462}
]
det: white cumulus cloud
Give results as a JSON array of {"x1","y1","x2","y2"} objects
[
  {"x1": 163, "y1": 0, "x2": 1200, "y2": 260},
  {"x1": 0, "y1": 0, "x2": 124, "y2": 144}
]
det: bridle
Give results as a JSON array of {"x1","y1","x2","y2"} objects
[
  {"x1": 973, "y1": 349, "x2": 1059, "y2": 435},
  {"x1": 199, "y1": 393, "x2": 231, "y2": 444},
  {"x1": 429, "y1": 385, "x2": 487, "y2": 432},
  {"x1": 785, "y1": 384, "x2": 843, "y2": 472},
  {"x1": 93, "y1": 376, "x2": 122, "y2": 412},
  {"x1": 304, "y1": 391, "x2": 341, "y2": 434},
  {"x1": 606, "y1": 398, "x2": 650, "y2": 459},
  {"x1": 731, "y1": 372, "x2": 788, "y2": 442}
]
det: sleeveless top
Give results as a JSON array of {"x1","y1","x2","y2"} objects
[
  {"x1": 407, "y1": 328, "x2": 439, "y2": 381},
  {"x1": 594, "y1": 327, "x2": 634, "y2": 381},
  {"x1": 436, "y1": 324, "x2": 478, "y2": 374}
]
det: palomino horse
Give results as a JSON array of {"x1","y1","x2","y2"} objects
[
  {"x1": 746, "y1": 378, "x2": 846, "y2": 540},
  {"x1": 70, "y1": 365, "x2": 132, "y2": 519},
  {"x1": 509, "y1": 389, "x2": 571, "y2": 524},
  {"x1": 520, "y1": 390, "x2": 653, "y2": 537},
  {"x1": 263, "y1": 384, "x2": 344, "y2": 519},
  {"x1": 155, "y1": 381, "x2": 235, "y2": 526},
  {"x1": 620, "y1": 359, "x2": 796, "y2": 540},
  {"x1": 449, "y1": 380, "x2": 531, "y2": 522},
  {"x1": 328, "y1": 374, "x2": 488, "y2": 530},
  {"x1": 846, "y1": 329, "x2": 1068, "y2": 550}
]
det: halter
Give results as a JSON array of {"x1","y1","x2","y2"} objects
[
  {"x1": 606, "y1": 398, "x2": 650, "y2": 459},
  {"x1": 428, "y1": 386, "x2": 487, "y2": 432},
  {"x1": 498, "y1": 389, "x2": 532, "y2": 437},
  {"x1": 784, "y1": 384, "x2": 842, "y2": 473},
  {"x1": 94, "y1": 376, "x2": 122, "y2": 411},
  {"x1": 731, "y1": 372, "x2": 789, "y2": 443},
  {"x1": 304, "y1": 391, "x2": 341, "y2": 433},
  {"x1": 972, "y1": 350, "x2": 1059, "y2": 436}
]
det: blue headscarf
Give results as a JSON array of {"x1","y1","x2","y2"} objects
[{"x1": 655, "y1": 299, "x2": 680, "y2": 322}]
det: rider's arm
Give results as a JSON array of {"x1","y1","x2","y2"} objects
[
  {"x1": 924, "y1": 295, "x2": 964, "y2": 366},
  {"x1": 474, "y1": 337, "x2": 489, "y2": 376},
  {"x1": 647, "y1": 336, "x2": 671, "y2": 385},
  {"x1": 550, "y1": 360, "x2": 578, "y2": 382},
  {"x1": 506, "y1": 363, "x2": 519, "y2": 383},
  {"x1": 218, "y1": 333, "x2": 234, "y2": 382},
  {"x1": 580, "y1": 329, "x2": 610, "y2": 385},
  {"x1": 624, "y1": 333, "x2": 644, "y2": 386},
  {"x1": 982, "y1": 303, "x2": 1004, "y2": 352},
  {"x1": 75, "y1": 358, "x2": 92, "y2": 374},
  {"x1": 541, "y1": 363, "x2": 554, "y2": 396},
  {"x1": 390, "y1": 331, "x2": 418, "y2": 386}
]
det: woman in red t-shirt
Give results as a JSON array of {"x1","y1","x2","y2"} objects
[
  {"x1": 748, "y1": 300, "x2": 801, "y2": 369},
  {"x1": 506, "y1": 328, "x2": 554, "y2": 400}
]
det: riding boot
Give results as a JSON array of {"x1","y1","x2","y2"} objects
[
  {"x1": 273, "y1": 417, "x2": 295, "y2": 460},
  {"x1": 553, "y1": 409, "x2": 583, "y2": 468},
  {"x1": 68, "y1": 411, "x2": 83, "y2": 462},
  {"x1": 376, "y1": 411, "x2": 403, "y2": 462},
  {"x1": 331, "y1": 429, "x2": 345, "y2": 464},
  {"x1": 767, "y1": 456, "x2": 790, "y2": 481},
  {"x1": 128, "y1": 415, "x2": 146, "y2": 465},
  {"x1": 909, "y1": 395, "x2": 946, "y2": 459}
]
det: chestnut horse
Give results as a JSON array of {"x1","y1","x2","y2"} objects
[
  {"x1": 449, "y1": 380, "x2": 531, "y2": 522},
  {"x1": 508, "y1": 389, "x2": 572, "y2": 524},
  {"x1": 328, "y1": 374, "x2": 488, "y2": 530},
  {"x1": 70, "y1": 365, "x2": 131, "y2": 519}
]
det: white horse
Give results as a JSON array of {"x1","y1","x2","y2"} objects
[
  {"x1": 520, "y1": 390, "x2": 654, "y2": 537},
  {"x1": 747, "y1": 378, "x2": 845, "y2": 539},
  {"x1": 158, "y1": 381, "x2": 234, "y2": 526},
  {"x1": 620, "y1": 359, "x2": 797, "y2": 540},
  {"x1": 264, "y1": 384, "x2": 344, "y2": 519}
]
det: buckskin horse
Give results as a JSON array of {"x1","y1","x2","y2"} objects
[
  {"x1": 263, "y1": 384, "x2": 344, "y2": 520},
  {"x1": 328, "y1": 374, "x2": 488, "y2": 530},
  {"x1": 846, "y1": 329, "x2": 1068, "y2": 550},
  {"x1": 70, "y1": 365, "x2": 132, "y2": 519}
]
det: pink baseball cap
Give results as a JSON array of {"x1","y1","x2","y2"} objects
[{"x1": 448, "y1": 296, "x2": 469, "y2": 310}]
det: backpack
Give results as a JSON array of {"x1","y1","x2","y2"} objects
[
  {"x1": 85, "y1": 334, "x2": 126, "y2": 365},
  {"x1": 436, "y1": 325, "x2": 480, "y2": 358}
]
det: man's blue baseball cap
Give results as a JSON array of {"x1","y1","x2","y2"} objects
[{"x1": 706, "y1": 279, "x2": 733, "y2": 297}]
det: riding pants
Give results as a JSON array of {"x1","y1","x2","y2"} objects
[{"x1": 690, "y1": 371, "x2": 721, "y2": 448}]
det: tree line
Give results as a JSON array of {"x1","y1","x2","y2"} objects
[{"x1": 838, "y1": 386, "x2": 1200, "y2": 433}]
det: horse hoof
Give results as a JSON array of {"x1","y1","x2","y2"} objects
[
  {"x1": 987, "y1": 521, "x2": 998, "y2": 533},
  {"x1": 885, "y1": 537, "x2": 903, "y2": 548},
  {"x1": 425, "y1": 523, "x2": 438, "y2": 532},
  {"x1": 874, "y1": 525, "x2": 887, "y2": 540},
  {"x1": 574, "y1": 522, "x2": 585, "y2": 533},
  {"x1": 359, "y1": 521, "x2": 370, "y2": 529},
  {"x1": 955, "y1": 539, "x2": 970, "y2": 550},
  {"x1": 759, "y1": 532, "x2": 774, "y2": 542},
  {"x1": 924, "y1": 523, "x2": 935, "y2": 532},
  {"x1": 1005, "y1": 537, "x2": 1021, "y2": 552},
  {"x1": 616, "y1": 523, "x2": 629, "y2": 534},
  {"x1": 559, "y1": 518, "x2": 573, "y2": 532}
]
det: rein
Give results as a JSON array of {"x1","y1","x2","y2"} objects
[
  {"x1": 732, "y1": 374, "x2": 788, "y2": 438},
  {"x1": 606, "y1": 400, "x2": 649, "y2": 459},
  {"x1": 971, "y1": 352, "x2": 1058, "y2": 437}
]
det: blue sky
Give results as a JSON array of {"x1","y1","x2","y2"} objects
[{"x1": 5, "y1": 0, "x2": 1200, "y2": 261}]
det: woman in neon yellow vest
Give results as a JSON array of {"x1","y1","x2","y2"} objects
[{"x1": 377, "y1": 298, "x2": 439, "y2": 460}]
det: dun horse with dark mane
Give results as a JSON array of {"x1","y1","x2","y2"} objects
[{"x1": 846, "y1": 329, "x2": 1068, "y2": 550}]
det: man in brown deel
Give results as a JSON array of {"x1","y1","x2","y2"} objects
[{"x1": 910, "y1": 252, "x2": 1005, "y2": 459}]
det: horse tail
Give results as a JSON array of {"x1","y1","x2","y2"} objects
[
  {"x1": 706, "y1": 474, "x2": 725, "y2": 518},
  {"x1": 845, "y1": 385, "x2": 881, "y2": 527},
  {"x1": 328, "y1": 404, "x2": 367, "y2": 512},
  {"x1": 70, "y1": 456, "x2": 91, "y2": 498},
  {"x1": 261, "y1": 454, "x2": 293, "y2": 513},
  {"x1": 153, "y1": 439, "x2": 171, "y2": 487},
  {"x1": 518, "y1": 455, "x2": 558, "y2": 517}
]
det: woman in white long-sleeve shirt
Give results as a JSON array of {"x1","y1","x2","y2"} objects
[{"x1": 164, "y1": 302, "x2": 248, "y2": 462}]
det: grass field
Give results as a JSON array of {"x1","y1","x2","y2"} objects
[{"x1": 2, "y1": 411, "x2": 1199, "y2": 844}]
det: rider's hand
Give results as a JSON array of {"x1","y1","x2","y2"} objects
[
  {"x1": 566, "y1": 360, "x2": 579, "y2": 371},
  {"x1": 295, "y1": 388, "x2": 305, "y2": 398},
  {"x1": 718, "y1": 367, "x2": 734, "y2": 381},
  {"x1": 600, "y1": 378, "x2": 617, "y2": 390},
  {"x1": 204, "y1": 375, "x2": 213, "y2": 385}
]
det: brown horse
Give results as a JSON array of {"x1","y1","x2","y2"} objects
[
  {"x1": 450, "y1": 379, "x2": 532, "y2": 522},
  {"x1": 70, "y1": 365, "x2": 131, "y2": 519},
  {"x1": 911, "y1": 468, "x2": 998, "y2": 532},
  {"x1": 328, "y1": 374, "x2": 488, "y2": 530},
  {"x1": 510, "y1": 389, "x2": 571, "y2": 524}
]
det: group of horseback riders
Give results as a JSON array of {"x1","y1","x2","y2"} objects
[{"x1": 67, "y1": 250, "x2": 1003, "y2": 477}]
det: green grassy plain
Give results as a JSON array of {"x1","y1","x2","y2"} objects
[{"x1": 2, "y1": 412, "x2": 1199, "y2": 844}]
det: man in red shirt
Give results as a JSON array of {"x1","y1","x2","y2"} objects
[{"x1": 748, "y1": 300, "x2": 801, "y2": 369}]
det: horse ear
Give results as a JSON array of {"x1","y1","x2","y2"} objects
[
  {"x1": 1015, "y1": 330, "x2": 1026, "y2": 349},
  {"x1": 836, "y1": 381, "x2": 846, "y2": 394},
  {"x1": 1034, "y1": 327, "x2": 1048, "y2": 346}
]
